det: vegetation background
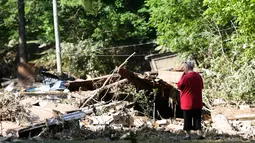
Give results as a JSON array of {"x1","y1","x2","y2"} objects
[{"x1": 0, "y1": 0, "x2": 255, "y2": 104}]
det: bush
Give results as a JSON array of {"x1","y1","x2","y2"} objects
[
  {"x1": 203, "y1": 59, "x2": 255, "y2": 104},
  {"x1": 61, "y1": 40, "x2": 115, "y2": 78}
]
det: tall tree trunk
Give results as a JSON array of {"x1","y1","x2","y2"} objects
[{"x1": 18, "y1": 0, "x2": 27, "y2": 63}]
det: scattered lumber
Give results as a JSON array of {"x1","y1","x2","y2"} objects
[
  {"x1": 0, "y1": 78, "x2": 18, "y2": 87},
  {"x1": 211, "y1": 114, "x2": 237, "y2": 135},
  {"x1": 20, "y1": 91, "x2": 68, "y2": 96},
  {"x1": 80, "y1": 79, "x2": 128, "y2": 108},
  {"x1": 66, "y1": 74, "x2": 121, "y2": 91},
  {"x1": 4, "y1": 56, "x2": 255, "y2": 142},
  {"x1": 118, "y1": 68, "x2": 152, "y2": 90}
]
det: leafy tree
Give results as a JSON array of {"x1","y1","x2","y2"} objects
[
  {"x1": 146, "y1": 0, "x2": 255, "y2": 103},
  {"x1": 146, "y1": 0, "x2": 209, "y2": 64}
]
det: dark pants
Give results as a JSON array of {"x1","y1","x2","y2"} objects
[{"x1": 183, "y1": 108, "x2": 202, "y2": 130}]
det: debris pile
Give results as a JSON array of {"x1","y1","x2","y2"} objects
[{"x1": 1, "y1": 63, "x2": 255, "y2": 142}]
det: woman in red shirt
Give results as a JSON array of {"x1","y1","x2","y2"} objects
[{"x1": 177, "y1": 60, "x2": 205, "y2": 140}]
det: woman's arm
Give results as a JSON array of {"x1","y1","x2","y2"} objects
[{"x1": 177, "y1": 72, "x2": 186, "y2": 91}]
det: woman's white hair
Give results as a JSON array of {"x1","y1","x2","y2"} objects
[{"x1": 184, "y1": 60, "x2": 195, "y2": 70}]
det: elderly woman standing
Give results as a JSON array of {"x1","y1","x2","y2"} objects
[{"x1": 177, "y1": 60, "x2": 204, "y2": 140}]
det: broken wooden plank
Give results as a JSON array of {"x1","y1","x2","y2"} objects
[
  {"x1": 28, "y1": 106, "x2": 55, "y2": 123},
  {"x1": 80, "y1": 79, "x2": 128, "y2": 107},
  {"x1": 20, "y1": 91, "x2": 68, "y2": 96},
  {"x1": 82, "y1": 101, "x2": 107, "y2": 110},
  {"x1": 212, "y1": 114, "x2": 237, "y2": 135},
  {"x1": 228, "y1": 114, "x2": 255, "y2": 120},
  {"x1": 0, "y1": 121, "x2": 21, "y2": 137},
  {"x1": 212, "y1": 107, "x2": 255, "y2": 121},
  {"x1": 118, "y1": 68, "x2": 152, "y2": 90},
  {"x1": 38, "y1": 102, "x2": 80, "y2": 114},
  {"x1": 157, "y1": 71, "x2": 183, "y2": 84},
  {"x1": 165, "y1": 124, "x2": 183, "y2": 131},
  {"x1": 89, "y1": 115, "x2": 114, "y2": 125},
  {"x1": 18, "y1": 111, "x2": 86, "y2": 136},
  {"x1": 66, "y1": 74, "x2": 121, "y2": 91},
  {"x1": 144, "y1": 71, "x2": 158, "y2": 77},
  {"x1": 133, "y1": 116, "x2": 148, "y2": 128},
  {"x1": 81, "y1": 101, "x2": 130, "y2": 115},
  {"x1": 0, "y1": 78, "x2": 18, "y2": 87}
]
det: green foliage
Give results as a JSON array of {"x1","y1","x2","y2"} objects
[
  {"x1": 203, "y1": 60, "x2": 255, "y2": 104},
  {"x1": 0, "y1": 0, "x2": 152, "y2": 44},
  {"x1": 146, "y1": 0, "x2": 255, "y2": 103},
  {"x1": 134, "y1": 89, "x2": 151, "y2": 115},
  {"x1": 0, "y1": 0, "x2": 154, "y2": 78},
  {"x1": 31, "y1": 48, "x2": 57, "y2": 70},
  {"x1": 61, "y1": 40, "x2": 115, "y2": 78},
  {"x1": 2, "y1": 0, "x2": 254, "y2": 103}
]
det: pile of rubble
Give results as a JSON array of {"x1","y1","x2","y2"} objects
[{"x1": 1, "y1": 63, "x2": 255, "y2": 142}]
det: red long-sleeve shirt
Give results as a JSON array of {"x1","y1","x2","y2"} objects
[{"x1": 177, "y1": 72, "x2": 203, "y2": 110}]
